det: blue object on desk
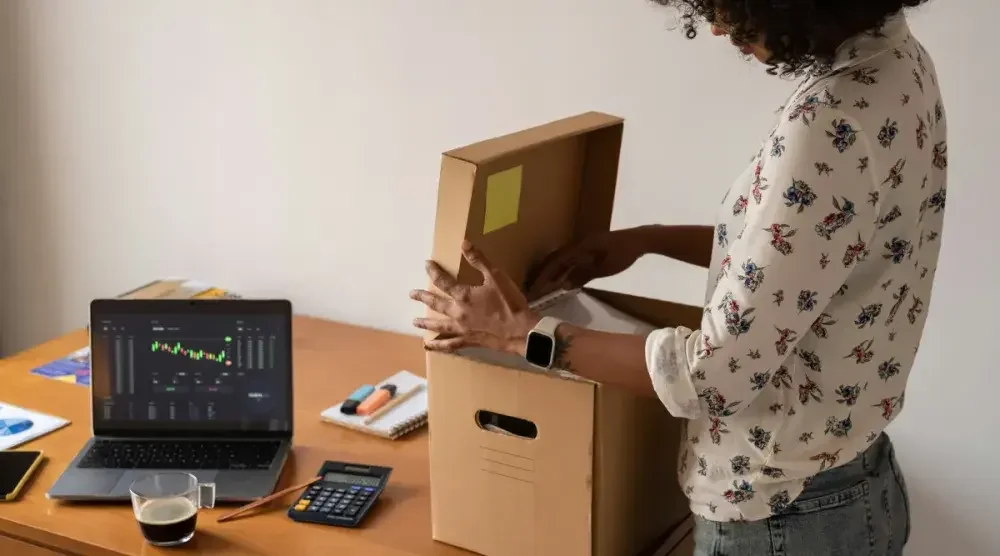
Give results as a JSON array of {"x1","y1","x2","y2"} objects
[{"x1": 339, "y1": 385, "x2": 375, "y2": 415}]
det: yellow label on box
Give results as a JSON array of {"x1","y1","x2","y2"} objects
[
  {"x1": 193, "y1": 288, "x2": 228, "y2": 298},
  {"x1": 483, "y1": 165, "x2": 522, "y2": 234}
]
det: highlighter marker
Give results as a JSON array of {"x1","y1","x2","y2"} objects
[
  {"x1": 340, "y1": 385, "x2": 375, "y2": 415},
  {"x1": 356, "y1": 384, "x2": 398, "y2": 416}
]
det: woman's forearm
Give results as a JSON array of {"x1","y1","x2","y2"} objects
[
  {"x1": 631, "y1": 224, "x2": 714, "y2": 268},
  {"x1": 513, "y1": 225, "x2": 714, "y2": 397},
  {"x1": 549, "y1": 321, "x2": 654, "y2": 399}
]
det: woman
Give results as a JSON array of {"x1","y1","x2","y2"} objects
[{"x1": 411, "y1": 1, "x2": 943, "y2": 554}]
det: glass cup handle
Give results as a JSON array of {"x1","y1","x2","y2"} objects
[{"x1": 198, "y1": 482, "x2": 216, "y2": 509}]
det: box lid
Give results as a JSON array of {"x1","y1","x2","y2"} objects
[{"x1": 430, "y1": 112, "x2": 624, "y2": 295}]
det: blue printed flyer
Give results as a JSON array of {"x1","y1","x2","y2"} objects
[{"x1": 30, "y1": 347, "x2": 91, "y2": 386}]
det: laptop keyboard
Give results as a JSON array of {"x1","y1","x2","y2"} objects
[{"x1": 78, "y1": 439, "x2": 281, "y2": 470}]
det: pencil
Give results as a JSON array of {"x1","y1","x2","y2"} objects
[
  {"x1": 216, "y1": 476, "x2": 323, "y2": 523},
  {"x1": 363, "y1": 383, "x2": 424, "y2": 426}
]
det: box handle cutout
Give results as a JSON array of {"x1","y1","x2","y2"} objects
[{"x1": 475, "y1": 410, "x2": 538, "y2": 440}]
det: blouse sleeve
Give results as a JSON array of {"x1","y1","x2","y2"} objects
[{"x1": 646, "y1": 105, "x2": 879, "y2": 420}]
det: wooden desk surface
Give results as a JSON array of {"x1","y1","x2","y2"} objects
[{"x1": 0, "y1": 316, "x2": 472, "y2": 556}]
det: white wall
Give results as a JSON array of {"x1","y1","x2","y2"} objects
[{"x1": 0, "y1": 1, "x2": 995, "y2": 553}]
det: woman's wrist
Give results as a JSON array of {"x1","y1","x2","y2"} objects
[{"x1": 504, "y1": 310, "x2": 542, "y2": 357}]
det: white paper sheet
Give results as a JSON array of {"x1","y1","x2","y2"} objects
[{"x1": 0, "y1": 402, "x2": 70, "y2": 450}]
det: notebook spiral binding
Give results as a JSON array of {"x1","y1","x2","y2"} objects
[{"x1": 389, "y1": 414, "x2": 428, "y2": 439}]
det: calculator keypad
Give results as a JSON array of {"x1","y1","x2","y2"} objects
[{"x1": 291, "y1": 482, "x2": 381, "y2": 526}]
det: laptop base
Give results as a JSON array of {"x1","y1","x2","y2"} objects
[{"x1": 47, "y1": 437, "x2": 291, "y2": 503}]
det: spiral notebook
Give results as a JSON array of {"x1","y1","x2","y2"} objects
[{"x1": 320, "y1": 370, "x2": 428, "y2": 440}]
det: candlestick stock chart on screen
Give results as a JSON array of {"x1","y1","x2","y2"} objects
[{"x1": 89, "y1": 312, "x2": 290, "y2": 433}]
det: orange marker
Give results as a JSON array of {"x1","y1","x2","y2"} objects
[{"x1": 356, "y1": 384, "x2": 397, "y2": 416}]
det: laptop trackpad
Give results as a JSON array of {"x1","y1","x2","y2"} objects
[
  {"x1": 59, "y1": 470, "x2": 122, "y2": 495},
  {"x1": 112, "y1": 470, "x2": 219, "y2": 495},
  {"x1": 216, "y1": 471, "x2": 274, "y2": 494}
]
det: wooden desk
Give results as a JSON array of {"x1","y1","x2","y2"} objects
[{"x1": 0, "y1": 317, "x2": 472, "y2": 556}]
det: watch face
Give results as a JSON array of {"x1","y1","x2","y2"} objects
[{"x1": 525, "y1": 331, "x2": 555, "y2": 368}]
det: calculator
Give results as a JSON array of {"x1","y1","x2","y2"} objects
[{"x1": 287, "y1": 461, "x2": 392, "y2": 527}]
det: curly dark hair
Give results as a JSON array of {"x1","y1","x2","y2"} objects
[{"x1": 653, "y1": 0, "x2": 931, "y2": 76}]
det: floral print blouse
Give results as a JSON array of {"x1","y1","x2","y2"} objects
[{"x1": 645, "y1": 16, "x2": 947, "y2": 522}]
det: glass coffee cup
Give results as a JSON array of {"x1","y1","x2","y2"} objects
[{"x1": 130, "y1": 472, "x2": 216, "y2": 546}]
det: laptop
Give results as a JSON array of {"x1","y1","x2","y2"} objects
[{"x1": 48, "y1": 298, "x2": 294, "y2": 503}]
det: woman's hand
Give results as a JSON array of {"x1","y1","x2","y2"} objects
[
  {"x1": 524, "y1": 227, "x2": 649, "y2": 298},
  {"x1": 410, "y1": 241, "x2": 540, "y2": 354}
]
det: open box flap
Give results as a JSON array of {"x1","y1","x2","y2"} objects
[
  {"x1": 429, "y1": 112, "x2": 624, "y2": 299},
  {"x1": 444, "y1": 111, "x2": 624, "y2": 165}
]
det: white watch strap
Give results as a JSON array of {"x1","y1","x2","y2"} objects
[{"x1": 533, "y1": 316, "x2": 563, "y2": 338}]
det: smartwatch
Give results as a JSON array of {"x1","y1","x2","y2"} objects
[{"x1": 524, "y1": 316, "x2": 563, "y2": 369}]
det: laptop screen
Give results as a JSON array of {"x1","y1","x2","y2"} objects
[{"x1": 89, "y1": 300, "x2": 293, "y2": 437}]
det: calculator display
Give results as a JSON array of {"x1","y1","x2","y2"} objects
[{"x1": 323, "y1": 472, "x2": 381, "y2": 487}]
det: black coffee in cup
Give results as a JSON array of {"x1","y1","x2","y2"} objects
[{"x1": 136, "y1": 497, "x2": 198, "y2": 546}]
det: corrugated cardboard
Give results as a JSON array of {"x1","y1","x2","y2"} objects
[
  {"x1": 646, "y1": 516, "x2": 694, "y2": 556},
  {"x1": 426, "y1": 112, "x2": 701, "y2": 556}
]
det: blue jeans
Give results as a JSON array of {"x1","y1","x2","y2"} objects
[{"x1": 694, "y1": 433, "x2": 911, "y2": 556}]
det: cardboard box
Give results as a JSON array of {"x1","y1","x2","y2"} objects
[
  {"x1": 648, "y1": 517, "x2": 694, "y2": 556},
  {"x1": 426, "y1": 112, "x2": 702, "y2": 556}
]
